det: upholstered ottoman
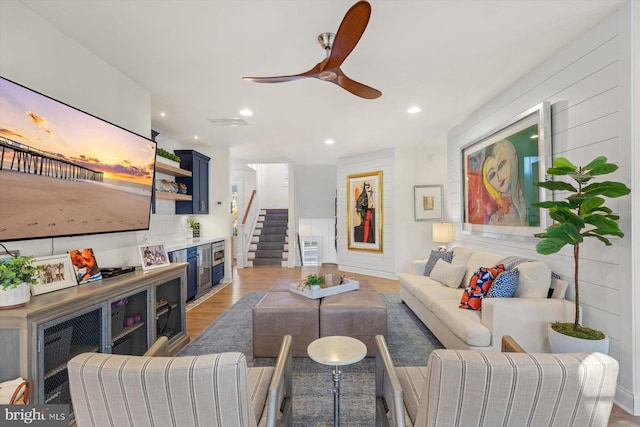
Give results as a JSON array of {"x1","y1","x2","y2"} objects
[
  {"x1": 253, "y1": 292, "x2": 319, "y2": 357},
  {"x1": 320, "y1": 291, "x2": 387, "y2": 357}
]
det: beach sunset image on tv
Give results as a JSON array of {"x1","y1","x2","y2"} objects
[{"x1": 0, "y1": 77, "x2": 157, "y2": 241}]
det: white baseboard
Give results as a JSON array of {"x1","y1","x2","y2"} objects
[{"x1": 615, "y1": 385, "x2": 640, "y2": 416}]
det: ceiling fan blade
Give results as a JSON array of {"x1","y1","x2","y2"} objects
[
  {"x1": 324, "y1": 0, "x2": 371, "y2": 70},
  {"x1": 243, "y1": 63, "x2": 321, "y2": 83},
  {"x1": 334, "y1": 68, "x2": 381, "y2": 99}
]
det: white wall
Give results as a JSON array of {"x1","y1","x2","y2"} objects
[
  {"x1": 631, "y1": 0, "x2": 640, "y2": 413},
  {"x1": 257, "y1": 163, "x2": 288, "y2": 209},
  {"x1": 0, "y1": 0, "x2": 150, "y2": 266},
  {"x1": 295, "y1": 165, "x2": 338, "y2": 265},
  {"x1": 0, "y1": 1, "x2": 231, "y2": 281},
  {"x1": 447, "y1": 5, "x2": 637, "y2": 413},
  {"x1": 394, "y1": 137, "x2": 448, "y2": 274},
  {"x1": 337, "y1": 149, "x2": 395, "y2": 278}
]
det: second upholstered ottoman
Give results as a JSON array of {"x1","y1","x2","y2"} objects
[{"x1": 253, "y1": 292, "x2": 319, "y2": 357}]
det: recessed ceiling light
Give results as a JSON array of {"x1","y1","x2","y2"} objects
[
  {"x1": 530, "y1": 134, "x2": 539, "y2": 139},
  {"x1": 239, "y1": 108, "x2": 253, "y2": 117},
  {"x1": 324, "y1": 139, "x2": 335, "y2": 145},
  {"x1": 194, "y1": 136, "x2": 199, "y2": 140},
  {"x1": 407, "y1": 106, "x2": 421, "y2": 114},
  {"x1": 160, "y1": 112, "x2": 166, "y2": 117}
]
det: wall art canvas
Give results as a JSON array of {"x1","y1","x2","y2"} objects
[
  {"x1": 31, "y1": 254, "x2": 77, "y2": 295},
  {"x1": 347, "y1": 171, "x2": 383, "y2": 252},
  {"x1": 462, "y1": 102, "x2": 551, "y2": 237},
  {"x1": 139, "y1": 244, "x2": 170, "y2": 271},
  {"x1": 414, "y1": 185, "x2": 444, "y2": 221},
  {"x1": 68, "y1": 248, "x2": 102, "y2": 284}
]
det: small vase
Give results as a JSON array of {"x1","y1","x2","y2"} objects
[
  {"x1": 548, "y1": 323, "x2": 609, "y2": 354},
  {"x1": 0, "y1": 282, "x2": 31, "y2": 309}
]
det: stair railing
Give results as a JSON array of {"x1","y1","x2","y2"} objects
[{"x1": 236, "y1": 190, "x2": 258, "y2": 268}]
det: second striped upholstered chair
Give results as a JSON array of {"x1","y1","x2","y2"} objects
[
  {"x1": 68, "y1": 335, "x2": 292, "y2": 427},
  {"x1": 375, "y1": 335, "x2": 618, "y2": 427}
]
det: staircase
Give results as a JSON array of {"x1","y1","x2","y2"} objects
[{"x1": 248, "y1": 209, "x2": 288, "y2": 267}]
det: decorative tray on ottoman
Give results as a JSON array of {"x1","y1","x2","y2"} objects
[{"x1": 289, "y1": 279, "x2": 359, "y2": 299}]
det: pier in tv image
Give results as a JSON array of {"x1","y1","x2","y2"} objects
[{"x1": 0, "y1": 77, "x2": 157, "y2": 242}]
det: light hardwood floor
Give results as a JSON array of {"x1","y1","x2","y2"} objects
[{"x1": 185, "y1": 266, "x2": 639, "y2": 426}]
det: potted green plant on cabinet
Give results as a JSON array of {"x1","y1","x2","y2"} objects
[
  {"x1": 532, "y1": 156, "x2": 630, "y2": 353},
  {"x1": 0, "y1": 256, "x2": 40, "y2": 309}
]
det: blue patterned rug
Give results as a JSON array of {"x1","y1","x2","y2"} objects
[{"x1": 180, "y1": 292, "x2": 443, "y2": 426}]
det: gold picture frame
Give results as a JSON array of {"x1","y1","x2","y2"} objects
[{"x1": 347, "y1": 171, "x2": 383, "y2": 252}]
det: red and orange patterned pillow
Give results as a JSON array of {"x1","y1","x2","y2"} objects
[{"x1": 459, "y1": 264, "x2": 505, "y2": 311}]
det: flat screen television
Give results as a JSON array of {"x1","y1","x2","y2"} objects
[{"x1": 0, "y1": 76, "x2": 157, "y2": 242}]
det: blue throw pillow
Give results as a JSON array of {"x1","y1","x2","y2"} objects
[
  {"x1": 487, "y1": 269, "x2": 519, "y2": 298},
  {"x1": 423, "y1": 250, "x2": 453, "y2": 276}
]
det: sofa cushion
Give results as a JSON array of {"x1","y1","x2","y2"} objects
[
  {"x1": 460, "y1": 265, "x2": 505, "y2": 311},
  {"x1": 487, "y1": 269, "x2": 519, "y2": 298},
  {"x1": 451, "y1": 246, "x2": 473, "y2": 266},
  {"x1": 399, "y1": 273, "x2": 444, "y2": 297},
  {"x1": 514, "y1": 262, "x2": 551, "y2": 298},
  {"x1": 423, "y1": 250, "x2": 453, "y2": 276},
  {"x1": 431, "y1": 299, "x2": 492, "y2": 347},
  {"x1": 430, "y1": 259, "x2": 467, "y2": 289},
  {"x1": 549, "y1": 278, "x2": 568, "y2": 299},
  {"x1": 414, "y1": 282, "x2": 466, "y2": 311},
  {"x1": 461, "y1": 250, "x2": 503, "y2": 287}
]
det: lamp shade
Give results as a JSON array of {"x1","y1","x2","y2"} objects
[{"x1": 432, "y1": 223, "x2": 453, "y2": 243}]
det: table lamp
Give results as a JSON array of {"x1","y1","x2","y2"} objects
[{"x1": 432, "y1": 222, "x2": 453, "y2": 251}]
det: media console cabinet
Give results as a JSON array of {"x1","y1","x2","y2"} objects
[{"x1": 0, "y1": 263, "x2": 189, "y2": 405}]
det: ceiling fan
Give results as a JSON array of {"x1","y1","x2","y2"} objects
[{"x1": 242, "y1": 0, "x2": 381, "y2": 99}]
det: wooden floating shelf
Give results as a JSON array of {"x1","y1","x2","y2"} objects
[
  {"x1": 155, "y1": 162, "x2": 192, "y2": 177},
  {"x1": 155, "y1": 191, "x2": 192, "y2": 201}
]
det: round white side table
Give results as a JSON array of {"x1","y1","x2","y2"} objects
[{"x1": 307, "y1": 335, "x2": 367, "y2": 427}]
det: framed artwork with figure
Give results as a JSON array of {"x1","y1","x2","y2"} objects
[
  {"x1": 461, "y1": 102, "x2": 551, "y2": 238},
  {"x1": 347, "y1": 171, "x2": 383, "y2": 252}
]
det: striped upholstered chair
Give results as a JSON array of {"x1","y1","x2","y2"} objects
[
  {"x1": 68, "y1": 335, "x2": 292, "y2": 427},
  {"x1": 375, "y1": 335, "x2": 619, "y2": 427}
]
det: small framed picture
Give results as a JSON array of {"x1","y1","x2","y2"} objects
[
  {"x1": 32, "y1": 254, "x2": 77, "y2": 295},
  {"x1": 68, "y1": 248, "x2": 103, "y2": 285},
  {"x1": 138, "y1": 244, "x2": 170, "y2": 271},
  {"x1": 414, "y1": 185, "x2": 444, "y2": 221}
]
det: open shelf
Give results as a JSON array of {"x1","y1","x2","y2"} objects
[
  {"x1": 112, "y1": 321, "x2": 145, "y2": 342},
  {"x1": 155, "y1": 191, "x2": 192, "y2": 201},
  {"x1": 155, "y1": 162, "x2": 192, "y2": 177}
]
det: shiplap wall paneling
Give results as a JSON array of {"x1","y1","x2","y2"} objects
[
  {"x1": 447, "y1": 8, "x2": 634, "y2": 411},
  {"x1": 337, "y1": 149, "x2": 395, "y2": 278}
]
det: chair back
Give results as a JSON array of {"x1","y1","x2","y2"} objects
[
  {"x1": 68, "y1": 351, "x2": 257, "y2": 427},
  {"x1": 415, "y1": 349, "x2": 619, "y2": 427}
]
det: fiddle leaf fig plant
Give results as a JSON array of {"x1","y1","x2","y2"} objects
[
  {"x1": 0, "y1": 256, "x2": 40, "y2": 290},
  {"x1": 532, "y1": 156, "x2": 630, "y2": 339}
]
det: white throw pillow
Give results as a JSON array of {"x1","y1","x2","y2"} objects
[
  {"x1": 430, "y1": 258, "x2": 468, "y2": 289},
  {"x1": 514, "y1": 262, "x2": 551, "y2": 298}
]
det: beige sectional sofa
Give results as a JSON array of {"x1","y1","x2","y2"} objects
[{"x1": 399, "y1": 246, "x2": 574, "y2": 352}]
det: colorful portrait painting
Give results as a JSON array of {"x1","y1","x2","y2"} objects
[
  {"x1": 462, "y1": 103, "x2": 551, "y2": 237},
  {"x1": 347, "y1": 171, "x2": 383, "y2": 252}
]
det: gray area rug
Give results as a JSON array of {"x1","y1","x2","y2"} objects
[{"x1": 179, "y1": 292, "x2": 443, "y2": 426}]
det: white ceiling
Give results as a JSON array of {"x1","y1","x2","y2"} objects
[{"x1": 21, "y1": 0, "x2": 625, "y2": 166}]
